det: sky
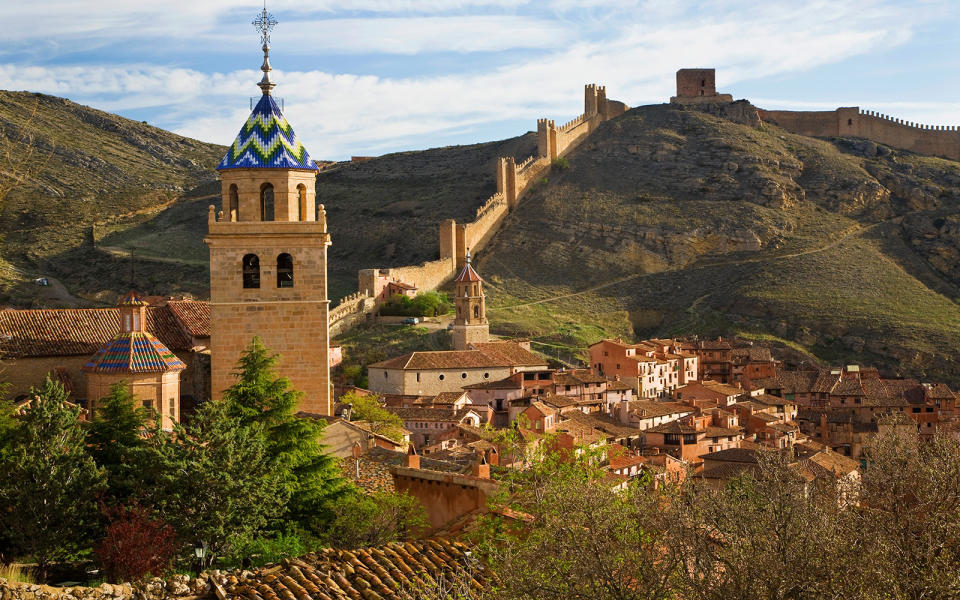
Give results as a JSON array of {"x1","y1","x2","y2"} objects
[{"x1": 2, "y1": 0, "x2": 958, "y2": 160}]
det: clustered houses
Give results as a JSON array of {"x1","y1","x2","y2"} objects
[{"x1": 589, "y1": 338, "x2": 698, "y2": 398}]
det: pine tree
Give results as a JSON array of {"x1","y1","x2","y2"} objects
[
  {"x1": 222, "y1": 337, "x2": 349, "y2": 532},
  {"x1": 0, "y1": 377, "x2": 106, "y2": 581},
  {"x1": 146, "y1": 400, "x2": 287, "y2": 567},
  {"x1": 86, "y1": 381, "x2": 151, "y2": 502}
]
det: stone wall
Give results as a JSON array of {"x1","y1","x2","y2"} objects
[
  {"x1": 339, "y1": 83, "x2": 628, "y2": 335},
  {"x1": 758, "y1": 107, "x2": 960, "y2": 161},
  {"x1": 0, "y1": 573, "x2": 216, "y2": 600}
]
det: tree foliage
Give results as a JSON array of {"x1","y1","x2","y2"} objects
[
  {"x1": 379, "y1": 292, "x2": 451, "y2": 317},
  {"x1": 143, "y1": 400, "x2": 287, "y2": 567},
  {"x1": 341, "y1": 390, "x2": 407, "y2": 443},
  {"x1": 0, "y1": 377, "x2": 105, "y2": 579},
  {"x1": 95, "y1": 504, "x2": 176, "y2": 582},
  {"x1": 323, "y1": 490, "x2": 427, "y2": 549},
  {"x1": 86, "y1": 381, "x2": 151, "y2": 502},
  {"x1": 221, "y1": 337, "x2": 349, "y2": 532}
]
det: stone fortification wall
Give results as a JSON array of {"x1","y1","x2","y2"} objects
[
  {"x1": 757, "y1": 107, "x2": 960, "y2": 162},
  {"x1": 331, "y1": 83, "x2": 628, "y2": 336}
]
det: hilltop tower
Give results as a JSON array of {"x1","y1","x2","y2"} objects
[
  {"x1": 205, "y1": 8, "x2": 332, "y2": 414},
  {"x1": 83, "y1": 291, "x2": 186, "y2": 430},
  {"x1": 451, "y1": 253, "x2": 489, "y2": 351}
]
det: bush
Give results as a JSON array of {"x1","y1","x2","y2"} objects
[
  {"x1": 380, "y1": 292, "x2": 451, "y2": 318},
  {"x1": 223, "y1": 531, "x2": 308, "y2": 569},
  {"x1": 95, "y1": 504, "x2": 176, "y2": 582},
  {"x1": 551, "y1": 157, "x2": 570, "y2": 170}
]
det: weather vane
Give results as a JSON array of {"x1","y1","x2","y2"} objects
[
  {"x1": 252, "y1": 3, "x2": 278, "y2": 95},
  {"x1": 252, "y1": 4, "x2": 278, "y2": 46}
]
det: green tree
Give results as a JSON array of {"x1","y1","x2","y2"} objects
[
  {"x1": 0, "y1": 377, "x2": 105, "y2": 581},
  {"x1": 86, "y1": 381, "x2": 151, "y2": 502},
  {"x1": 145, "y1": 400, "x2": 286, "y2": 567},
  {"x1": 323, "y1": 490, "x2": 427, "y2": 549},
  {"x1": 341, "y1": 390, "x2": 406, "y2": 443},
  {"x1": 222, "y1": 337, "x2": 349, "y2": 532}
]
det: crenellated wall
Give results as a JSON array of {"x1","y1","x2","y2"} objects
[
  {"x1": 758, "y1": 107, "x2": 960, "y2": 161},
  {"x1": 329, "y1": 83, "x2": 628, "y2": 336}
]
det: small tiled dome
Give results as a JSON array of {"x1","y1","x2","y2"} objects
[{"x1": 83, "y1": 332, "x2": 186, "y2": 374}]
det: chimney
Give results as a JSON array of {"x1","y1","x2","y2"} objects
[
  {"x1": 471, "y1": 454, "x2": 491, "y2": 479},
  {"x1": 406, "y1": 444, "x2": 420, "y2": 469},
  {"x1": 485, "y1": 447, "x2": 500, "y2": 467}
]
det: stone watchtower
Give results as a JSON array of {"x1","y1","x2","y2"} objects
[
  {"x1": 205, "y1": 11, "x2": 332, "y2": 414},
  {"x1": 451, "y1": 254, "x2": 489, "y2": 351}
]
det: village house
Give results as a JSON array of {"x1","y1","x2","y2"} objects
[
  {"x1": 385, "y1": 406, "x2": 482, "y2": 447},
  {"x1": 673, "y1": 380, "x2": 744, "y2": 411},
  {"x1": 733, "y1": 399, "x2": 799, "y2": 449},
  {"x1": 305, "y1": 413, "x2": 408, "y2": 457},
  {"x1": 588, "y1": 338, "x2": 698, "y2": 398},
  {"x1": 616, "y1": 399, "x2": 696, "y2": 430},
  {"x1": 643, "y1": 411, "x2": 744, "y2": 467}
]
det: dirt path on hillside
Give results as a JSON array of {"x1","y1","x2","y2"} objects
[{"x1": 497, "y1": 212, "x2": 918, "y2": 310}]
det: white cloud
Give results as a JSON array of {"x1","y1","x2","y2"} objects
[{"x1": 0, "y1": 0, "x2": 949, "y2": 159}]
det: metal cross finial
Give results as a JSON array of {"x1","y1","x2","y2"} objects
[{"x1": 252, "y1": 5, "x2": 278, "y2": 45}]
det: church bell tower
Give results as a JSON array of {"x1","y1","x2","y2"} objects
[
  {"x1": 451, "y1": 253, "x2": 489, "y2": 351},
  {"x1": 205, "y1": 7, "x2": 332, "y2": 414}
]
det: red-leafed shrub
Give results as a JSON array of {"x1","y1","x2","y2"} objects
[{"x1": 95, "y1": 504, "x2": 176, "y2": 582}]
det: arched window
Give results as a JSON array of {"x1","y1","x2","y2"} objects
[
  {"x1": 297, "y1": 184, "x2": 308, "y2": 222},
  {"x1": 277, "y1": 253, "x2": 294, "y2": 288},
  {"x1": 242, "y1": 254, "x2": 260, "y2": 288},
  {"x1": 473, "y1": 305, "x2": 480, "y2": 319},
  {"x1": 229, "y1": 184, "x2": 239, "y2": 221},
  {"x1": 260, "y1": 183, "x2": 275, "y2": 221}
]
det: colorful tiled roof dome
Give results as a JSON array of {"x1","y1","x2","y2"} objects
[
  {"x1": 118, "y1": 290, "x2": 148, "y2": 306},
  {"x1": 217, "y1": 94, "x2": 317, "y2": 171},
  {"x1": 83, "y1": 331, "x2": 186, "y2": 374},
  {"x1": 455, "y1": 255, "x2": 482, "y2": 283}
]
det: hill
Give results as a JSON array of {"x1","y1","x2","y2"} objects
[
  {"x1": 0, "y1": 91, "x2": 224, "y2": 306},
  {"x1": 476, "y1": 103, "x2": 960, "y2": 384}
]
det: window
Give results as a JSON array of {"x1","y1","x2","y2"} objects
[
  {"x1": 439, "y1": 374, "x2": 445, "y2": 381},
  {"x1": 260, "y1": 183, "x2": 275, "y2": 221},
  {"x1": 277, "y1": 253, "x2": 294, "y2": 288},
  {"x1": 229, "y1": 184, "x2": 239, "y2": 221},
  {"x1": 461, "y1": 372, "x2": 467, "y2": 379},
  {"x1": 848, "y1": 118, "x2": 853, "y2": 126},
  {"x1": 297, "y1": 184, "x2": 308, "y2": 221},
  {"x1": 242, "y1": 254, "x2": 260, "y2": 288},
  {"x1": 416, "y1": 373, "x2": 420, "y2": 382},
  {"x1": 168, "y1": 397, "x2": 175, "y2": 416},
  {"x1": 142, "y1": 400, "x2": 152, "y2": 410},
  {"x1": 124, "y1": 314, "x2": 131, "y2": 330},
  {"x1": 473, "y1": 305, "x2": 479, "y2": 319},
  {"x1": 132, "y1": 313, "x2": 140, "y2": 331},
  {"x1": 483, "y1": 372, "x2": 489, "y2": 379},
  {"x1": 384, "y1": 371, "x2": 388, "y2": 378}
]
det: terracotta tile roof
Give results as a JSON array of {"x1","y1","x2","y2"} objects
[
  {"x1": 753, "y1": 393, "x2": 793, "y2": 406},
  {"x1": 697, "y1": 339, "x2": 732, "y2": 350},
  {"x1": 701, "y1": 381, "x2": 745, "y2": 397},
  {"x1": 387, "y1": 407, "x2": 477, "y2": 422},
  {"x1": 528, "y1": 401, "x2": 557, "y2": 417},
  {"x1": 432, "y1": 392, "x2": 467, "y2": 405},
  {"x1": 555, "y1": 421, "x2": 606, "y2": 445},
  {"x1": 704, "y1": 426, "x2": 743, "y2": 438},
  {"x1": 925, "y1": 382, "x2": 957, "y2": 400},
  {"x1": 166, "y1": 300, "x2": 210, "y2": 337},
  {"x1": 628, "y1": 401, "x2": 693, "y2": 419},
  {"x1": 0, "y1": 306, "x2": 194, "y2": 358},
  {"x1": 455, "y1": 261, "x2": 482, "y2": 283},
  {"x1": 646, "y1": 421, "x2": 699, "y2": 435},
  {"x1": 563, "y1": 410, "x2": 639, "y2": 438},
  {"x1": 699, "y1": 447, "x2": 760, "y2": 463},
  {"x1": 804, "y1": 451, "x2": 860, "y2": 478},
  {"x1": 750, "y1": 412, "x2": 780, "y2": 423},
  {"x1": 700, "y1": 461, "x2": 756, "y2": 479},
  {"x1": 462, "y1": 376, "x2": 521, "y2": 390},
  {"x1": 468, "y1": 342, "x2": 547, "y2": 368},
  {"x1": 767, "y1": 422, "x2": 799, "y2": 433},
  {"x1": 223, "y1": 539, "x2": 488, "y2": 600},
  {"x1": 371, "y1": 343, "x2": 545, "y2": 371},
  {"x1": 539, "y1": 393, "x2": 578, "y2": 409},
  {"x1": 605, "y1": 379, "x2": 633, "y2": 391},
  {"x1": 344, "y1": 447, "x2": 467, "y2": 493}
]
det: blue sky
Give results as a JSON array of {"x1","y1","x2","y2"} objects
[{"x1": 2, "y1": 1, "x2": 958, "y2": 160}]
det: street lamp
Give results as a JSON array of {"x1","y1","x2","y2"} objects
[{"x1": 194, "y1": 542, "x2": 208, "y2": 577}]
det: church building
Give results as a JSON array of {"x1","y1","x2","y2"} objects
[{"x1": 205, "y1": 12, "x2": 333, "y2": 415}]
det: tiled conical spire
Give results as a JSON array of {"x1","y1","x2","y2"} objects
[{"x1": 217, "y1": 6, "x2": 317, "y2": 171}]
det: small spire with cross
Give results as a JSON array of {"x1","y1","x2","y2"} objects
[{"x1": 252, "y1": 3, "x2": 278, "y2": 95}]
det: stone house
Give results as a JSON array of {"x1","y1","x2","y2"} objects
[
  {"x1": 616, "y1": 400, "x2": 695, "y2": 430},
  {"x1": 385, "y1": 406, "x2": 482, "y2": 447},
  {"x1": 673, "y1": 380, "x2": 744, "y2": 411},
  {"x1": 589, "y1": 338, "x2": 698, "y2": 398},
  {"x1": 367, "y1": 341, "x2": 547, "y2": 397},
  {"x1": 643, "y1": 412, "x2": 744, "y2": 467}
]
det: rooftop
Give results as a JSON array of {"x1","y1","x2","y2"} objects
[{"x1": 217, "y1": 94, "x2": 317, "y2": 171}]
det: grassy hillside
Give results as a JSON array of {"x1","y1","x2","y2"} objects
[
  {"x1": 0, "y1": 91, "x2": 224, "y2": 306},
  {"x1": 477, "y1": 103, "x2": 960, "y2": 384}
]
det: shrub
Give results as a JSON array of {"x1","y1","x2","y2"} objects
[
  {"x1": 0, "y1": 564, "x2": 34, "y2": 585},
  {"x1": 95, "y1": 504, "x2": 176, "y2": 582},
  {"x1": 380, "y1": 292, "x2": 451, "y2": 317},
  {"x1": 551, "y1": 157, "x2": 570, "y2": 170},
  {"x1": 223, "y1": 531, "x2": 307, "y2": 569}
]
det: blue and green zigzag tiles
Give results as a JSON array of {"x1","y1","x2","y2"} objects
[{"x1": 218, "y1": 94, "x2": 317, "y2": 170}]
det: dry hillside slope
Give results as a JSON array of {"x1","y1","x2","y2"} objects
[{"x1": 477, "y1": 103, "x2": 960, "y2": 384}]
